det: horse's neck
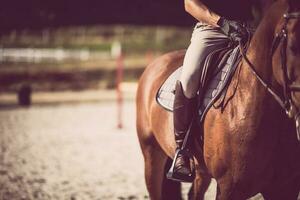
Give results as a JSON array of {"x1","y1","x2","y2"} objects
[
  {"x1": 231, "y1": 2, "x2": 287, "y2": 121},
  {"x1": 241, "y1": 1, "x2": 285, "y2": 91},
  {"x1": 245, "y1": 19, "x2": 276, "y2": 80}
]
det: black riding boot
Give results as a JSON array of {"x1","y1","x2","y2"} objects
[{"x1": 167, "y1": 81, "x2": 197, "y2": 182}]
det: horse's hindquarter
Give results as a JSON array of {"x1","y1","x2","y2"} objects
[{"x1": 136, "y1": 50, "x2": 185, "y2": 158}]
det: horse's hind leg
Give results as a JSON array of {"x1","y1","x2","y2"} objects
[
  {"x1": 188, "y1": 175, "x2": 211, "y2": 200},
  {"x1": 140, "y1": 134, "x2": 181, "y2": 200}
]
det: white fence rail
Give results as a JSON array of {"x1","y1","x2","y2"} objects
[{"x1": 0, "y1": 48, "x2": 110, "y2": 63}]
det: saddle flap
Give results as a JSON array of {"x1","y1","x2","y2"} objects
[
  {"x1": 156, "y1": 45, "x2": 241, "y2": 122},
  {"x1": 201, "y1": 46, "x2": 233, "y2": 89}
]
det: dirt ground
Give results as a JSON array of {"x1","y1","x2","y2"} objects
[
  {"x1": 0, "y1": 101, "x2": 147, "y2": 199},
  {"x1": 0, "y1": 98, "x2": 295, "y2": 200}
]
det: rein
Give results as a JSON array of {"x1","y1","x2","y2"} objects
[{"x1": 238, "y1": 10, "x2": 300, "y2": 140}]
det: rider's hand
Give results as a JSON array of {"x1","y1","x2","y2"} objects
[{"x1": 217, "y1": 17, "x2": 248, "y2": 43}]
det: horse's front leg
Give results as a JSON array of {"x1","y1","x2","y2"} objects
[{"x1": 138, "y1": 131, "x2": 182, "y2": 200}]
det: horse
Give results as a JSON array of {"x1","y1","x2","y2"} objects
[{"x1": 136, "y1": 0, "x2": 300, "y2": 199}]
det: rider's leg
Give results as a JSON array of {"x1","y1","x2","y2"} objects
[
  {"x1": 180, "y1": 23, "x2": 229, "y2": 98},
  {"x1": 167, "y1": 22, "x2": 229, "y2": 182}
]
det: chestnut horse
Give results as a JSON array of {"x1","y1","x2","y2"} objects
[{"x1": 136, "y1": 0, "x2": 300, "y2": 199}]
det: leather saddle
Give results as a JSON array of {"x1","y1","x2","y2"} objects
[{"x1": 156, "y1": 44, "x2": 241, "y2": 123}]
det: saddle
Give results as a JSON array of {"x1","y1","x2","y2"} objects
[{"x1": 156, "y1": 44, "x2": 241, "y2": 123}]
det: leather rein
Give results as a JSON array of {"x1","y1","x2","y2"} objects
[{"x1": 239, "y1": 9, "x2": 300, "y2": 140}]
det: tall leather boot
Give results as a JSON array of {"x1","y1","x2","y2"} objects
[{"x1": 167, "y1": 81, "x2": 197, "y2": 182}]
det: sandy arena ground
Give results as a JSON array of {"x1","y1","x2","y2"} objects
[
  {"x1": 0, "y1": 96, "x2": 296, "y2": 200},
  {"x1": 0, "y1": 101, "x2": 148, "y2": 200}
]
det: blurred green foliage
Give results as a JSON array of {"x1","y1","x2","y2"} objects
[{"x1": 0, "y1": 25, "x2": 191, "y2": 54}]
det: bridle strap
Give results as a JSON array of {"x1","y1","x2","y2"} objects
[
  {"x1": 289, "y1": 85, "x2": 300, "y2": 91},
  {"x1": 270, "y1": 33, "x2": 282, "y2": 56},
  {"x1": 280, "y1": 30, "x2": 291, "y2": 103},
  {"x1": 284, "y1": 12, "x2": 300, "y2": 19}
]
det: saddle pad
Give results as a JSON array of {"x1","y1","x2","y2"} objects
[{"x1": 156, "y1": 46, "x2": 241, "y2": 120}]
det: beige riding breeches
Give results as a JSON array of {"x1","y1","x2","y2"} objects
[{"x1": 180, "y1": 22, "x2": 229, "y2": 98}]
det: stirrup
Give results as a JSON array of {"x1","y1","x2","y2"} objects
[{"x1": 166, "y1": 149, "x2": 195, "y2": 183}]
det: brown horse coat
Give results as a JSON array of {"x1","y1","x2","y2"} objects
[{"x1": 136, "y1": 1, "x2": 300, "y2": 199}]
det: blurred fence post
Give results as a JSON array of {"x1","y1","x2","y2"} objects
[{"x1": 112, "y1": 41, "x2": 124, "y2": 129}]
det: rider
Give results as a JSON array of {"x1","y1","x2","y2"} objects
[{"x1": 167, "y1": 0, "x2": 270, "y2": 182}]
